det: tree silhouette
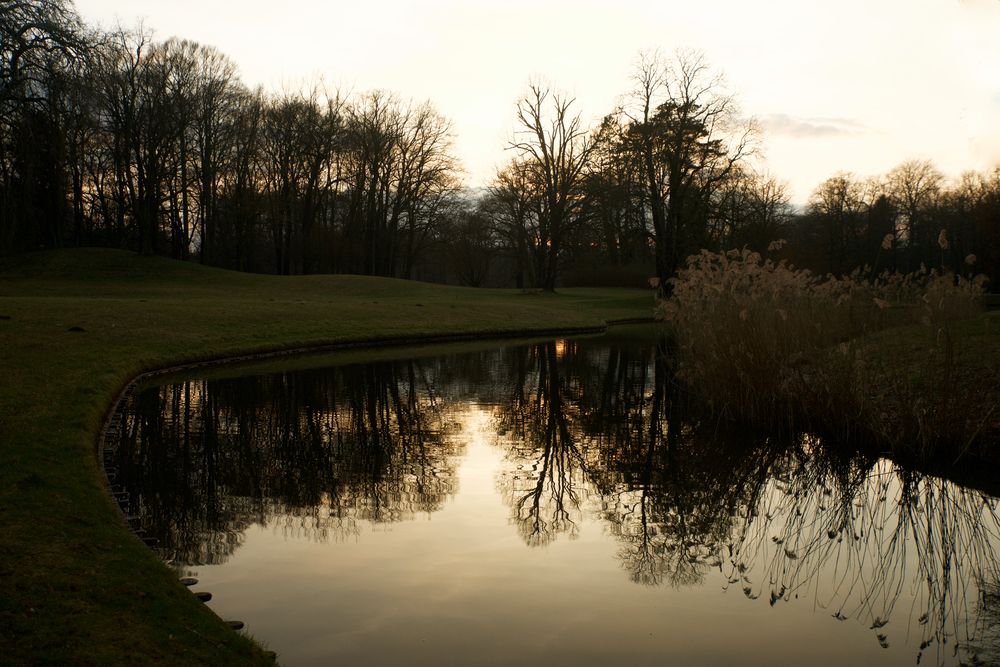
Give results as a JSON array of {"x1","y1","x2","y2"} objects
[
  {"x1": 623, "y1": 51, "x2": 755, "y2": 289},
  {"x1": 503, "y1": 84, "x2": 595, "y2": 291}
]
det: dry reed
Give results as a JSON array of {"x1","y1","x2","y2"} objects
[{"x1": 658, "y1": 243, "x2": 992, "y2": 462}]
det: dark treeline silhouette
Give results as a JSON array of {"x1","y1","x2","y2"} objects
[
  {"x1": 1, "y1": 1, "x2": 459, "y2": 277},
  {"x1": 3, "y1": 2, "x2": 998, "y2": 289},
  {"x1": 788, "y1": 161, "x2": 1000, "y2": 288}
]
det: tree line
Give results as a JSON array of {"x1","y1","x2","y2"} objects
[
  {"x1": 2, "y1": 1, "x2": 458, "y2": 277},
  {"x1": 2, "y1": 0, "x2": 997, "y2": 289},
  {"x1": 793, "y1": 161, "x2": 1000, "y2": 286}
]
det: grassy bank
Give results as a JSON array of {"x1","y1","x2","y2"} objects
[
  {"x1": 848, "y1": 308, "x2": 1000, "y2": 464},
  {"x1": 0, "y1": 248, "x2": 653, "y2": 666}
]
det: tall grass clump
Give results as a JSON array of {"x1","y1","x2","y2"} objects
[{"x1": 659, "y1": 242, "x2": 993, "y2": 462}]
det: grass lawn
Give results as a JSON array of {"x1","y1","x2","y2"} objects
[
  {"x1": 850, "y1": 307, "x2": 1000, "y2": 464},
  {"x1": 0, "y1": 248, "x2": 654, "y2": 666}
]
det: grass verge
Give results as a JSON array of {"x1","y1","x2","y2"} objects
[
  {"x1": 0, "y1": 248, "x2": 653, "y2": 666},
  {"x1": 848, "y1": 309, "x2": 1000, "y2": 464}
]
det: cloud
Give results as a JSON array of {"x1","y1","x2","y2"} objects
[
  {"x1": 959, "y1": 0, "x2": 1000, "y2": 11},
  {"x1": 758, "y1": 114, "x2": 868, "y2": 139}
]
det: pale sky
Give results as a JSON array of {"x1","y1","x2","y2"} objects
[{"x1": 74, "y1": 0, "x2": 1000, "y2": 205}]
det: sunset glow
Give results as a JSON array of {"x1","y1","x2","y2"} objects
[{"x1": 73, "y1": 0, "x2": 1000, "y2": 204}]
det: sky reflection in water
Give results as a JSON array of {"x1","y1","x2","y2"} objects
[{"x1": 113, "y1": 331, "x2": 1000, "y2": 666}]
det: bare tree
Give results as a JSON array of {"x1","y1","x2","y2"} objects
[
  {"x1": 214, "y1": 85, "x2": 264, "y2": 270},
  {"x1": 440, "y1": 197, "x2": 499, "y2": 287},
  {"x1": 391, "y1": 102, "x2": 458, "y2": 279},
  {"x1": 188, "y1": 41, "x2": 239, "y2": 264},
  {"x1": 713, "y1": 167, "x2": 791, "y2": 252},
  {"x1": 807, "y1": 172, "x2": 865, "y2": 273},
  {"x1": 259, "y1": 88, "x2": 342, "y2": 274},
  {"x1": 886, "y1": 159, "x2": 943, "y2": 266},
  {"x1": 336, "y1": 92, "x2": 457, "y2": 277},
  {"x1": 485, "y1": 159, "x2": 540, "y2": 289},
  {"x1": 506, "y1": 83, "x2": 595, "y2": 291}
]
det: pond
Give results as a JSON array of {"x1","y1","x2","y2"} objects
[{"x1": 109, "y1": 328, "x2": 1000, "y2": 666}]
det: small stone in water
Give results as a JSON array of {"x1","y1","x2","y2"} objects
[
  {"x1": 179, "y1": 577, "x2": 198, "y2": 586},
  {"x1": 195, "y1": 591, "x2": 212, "y2": 602}
]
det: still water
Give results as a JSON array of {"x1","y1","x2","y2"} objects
[{"x1": 113, "y1": 329, "x2": 1000, "y2": 666}]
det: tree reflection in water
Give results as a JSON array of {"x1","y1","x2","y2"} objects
[
  {"x1": 115, "y1": 360, "x2": 461, "y2": 565},
  {"x1": 493, "y1": 342, "x2": 589, "y2": 547},
  {"x1": 492, "y1": 337, "x2": 783, "y2": 586},
  {"x1": 489, "y1": 335, "x2": 1000, "y2": 662},
  {"x1": 115, "y1": 332, "x2": 1000, "y2": 663}
]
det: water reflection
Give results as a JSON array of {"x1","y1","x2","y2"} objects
[
  {"x1": 116, "y1": 361, "x2": 460, "y2": 564},
  {"x1": 113, "y1": 333, "x2": 1000, "y2": 664},
  {"x1": 494, "y1": 342, "x2": 589, "y2": 546},
  {"x1": 727, "y1": 454, "x2": 1000, "y2": 663}
]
